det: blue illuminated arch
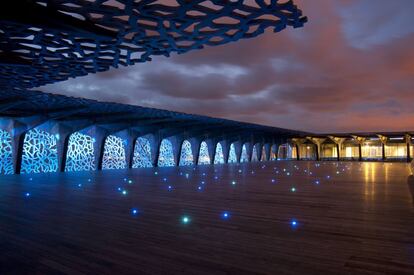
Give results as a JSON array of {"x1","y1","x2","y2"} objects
[
  {"x1": 21, "y1": 129, "x2": 58, "y2": 174},
  {"x1": 240, "y1": 143, "x2": 249, "y2": 163},
  {"x1": 260, "y1": 145, "x2": 267, "y2": 161},
  {"x1": 0, "y1": 129, "x2": 13, "y2": 175},
  {"x1": 179, "y1": 140, "x2": 193, "y2": 166},
  {"x1": 102, "y1": 135, "x2": 127, "y2": 170},
  {"x1": 214, "y1": 143, "x2": 225, "y2": 164},
  {"x1": 158, "y1": 139, "x2": 175, "y2": 167},
  {"x1": 198, "y1": 141, "x2": 210, "y2": 165},
  {"x1": 132, "y1": 137, "x2": 153, "y2": 168},
  {"x1": 228, "y1": 143, "x2": 237, "y2": 163},
  {"x1": 65, "y1": 132, "x2": 95, "y2": 172},
  {"x1": 251, "y1": 144, "x2": 259, "y2": 162}
]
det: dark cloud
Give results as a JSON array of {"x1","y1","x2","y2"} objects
[{"x1": 42, "y1": 0, "x2": 414, "y2": 133}]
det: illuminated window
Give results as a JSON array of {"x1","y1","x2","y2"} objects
[
  {"x1": 0, "y1": 129, "x2": 13, "y2": 175},
  {"x1": 260, "y1": 145, "x2": 267, "y2": 161},
  {"x1": 132, "y1": 137, "x2": 153, "y2": 168},
  {"x1": 102, "y1": 135, "x2": 127, "y2": 170},
  {"x1": 214, "y1": 143, "x2": 225, "y2": 164},
  {"x1": 251, "y1": 144, "x2": 259, "y2": 162},
  {"x1": 228, "y1": 143, "x2": 237, "y2": 163},
  {"x1": 158, "y1": 139, "x2": 175, "y2": 167},
  {"x1": 240, "y1": 143, "x2": 249, "y2": 162},
  {"x1": 65, "y1": 132, "x2": 95, "y2": 172},
  {"x1": 179, "y1": 140, "x2": 193, "y2": 166},
  {"x1": 198, "y1": 141, "x2": 210, "y2": 165},
  {"x1": 21, "y1": 129, "x2": 58, "y2": 174}
]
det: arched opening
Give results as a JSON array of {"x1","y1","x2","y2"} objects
[
  {"x1": 251, "y1": 144, "x2": 259, "y2": 162},
  {"x1": 228, "y1": 143, "x2": 237, "y2": 163},
  {"x1": 198, "y1": 141, "x2": 210, "y2": 165},
  {"x1": 214, "y1": 142, "x2": 225, "y2": 164},
  {"x1": 65, "y1": 132, "x2": 95, "y2": 172},
  {"x1": 0, "y1": 129, "x2": 13, "y2": 175},
  {"x1": 102, "y1": 135, "x2": 127, "y2": 170},
  {"x1": 21, "y1": 128, "x2": 59, "y2": 174},
  {"x1": 132, "y1": 137, "x2": 153, "y2": 168},
  {"x1": 260, "y1": 145, "x2": 267, "y2": 161},
  {"x1": 270, "y1": 144, "x2": 278, "y2": 160},
  {"x1": 158, "y1": 138, "x2": 175, "y2": 167},
  {"x1": 179, "y1": 140, "x2": 193, "y2": 166},
  {"x1": 240, "y1": 143, "x2": 249, "y2": 162},
  {"x1": 342, "y1": 139, "x2": 359, "y2": 160},
  {"x1": 320, "y1": 140, "x2": 338, "y2": 160},
  {"x1": 361, "y1": 138, "x2": 382, "y2": 160},
  {"x1": 298, "y1": 142, "x2": 316, "y2": 160}
]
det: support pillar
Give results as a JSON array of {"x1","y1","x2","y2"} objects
[
  {"x1": 264, "y1": 143, "x2": 271, "y2": 161},
  {"x1": 405, "y1": 134, "x2": 411, "y2": 163},
  {"x1": 220, "y1": 141, "x2": 230, "y2": 163},
  {"x1": 234, "y1": 141, "x2": 242, "y2": 163}
]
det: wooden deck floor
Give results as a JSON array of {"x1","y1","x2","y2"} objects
[{"x1": 0, "y1": 161, "x2": 413, "y2": 274}]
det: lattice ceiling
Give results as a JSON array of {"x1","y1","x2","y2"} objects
[{"x1": 0, "y1": 0, "x2": 306, "y2": 89}]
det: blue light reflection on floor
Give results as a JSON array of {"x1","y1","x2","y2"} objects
[{"x1": 12, "y1": 161, "x2": 364, "y2": 230}]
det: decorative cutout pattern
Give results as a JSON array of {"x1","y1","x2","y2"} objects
[
  {"x1": 158, "y1": 139, "x2": 175, "y2": 167},
  {"x1": 214, "y1": 143, "x2": 225, "y2": 164},
  {"x1": 179, "y1": 140, "x2": 193, "y2": 166},
  {"x1": 65, "y1": 132, "x2": 95, "y2": 172},
  {"x1": 198, "y1": 141, "x2": 210, "y2": 165},
  {"x1": 0, "y1": 1, "x2": 306, "y2": 89},
  {"x1": 102, "y1": 135, "x2": 126, "y2": 170},
  {"x1": 228, "y1": 143, "x2": 237, "y2": 163},
  {"x1": 0, "y1": 129, "x2": 13, "y2": 175},
  {"x1": 241, "y1": 144, "x2": 249, "y2": 163},
  {"x1": 21, "y1": 129, "x2": 58, "y2": 174},
  {"x1": 133, "y1": 137, "x2": 153, "y2": 168},
  {"x1": 252, "y1": 145, "x2": 259, "y2": 162}
]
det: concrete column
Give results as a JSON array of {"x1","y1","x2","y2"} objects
[
  {"x1": 264, "y1": 143, "x2": 271, "y2": 161},
  {"x1": 358, "y1": 144, "x2": 362, "y2": 161},
  {"x1": 12, "y1": 132, "x2": 26, "y2": 174},
  {"x1": 169, "y1": 136, "x2": 183, "y2": 166},
  {"x1": 151, "y1": 134, "x2": 162, "y2": 167},
  {"x1": 233, "y1": 141, "x2": 242, "y2": 163},
  {"x1": 245, "y1": 143, "x2": 253, "y2": 162},
  {"x1": 205, "y1": 139, "x2": 215, "y2": 164},
  {"x1": 189, "y1": 138, "x2": 201, "y2": 165},
  {"x1": 295, "y1": 144, "x2": 300, "y2": 160},
  {"x1": 406, "y1": 134, "x2": 411, "y2": 163},
  {"x1": 220, "y1": 141, "x2": 230, "y2": 163},
  {"x1": 336, "y1": 144, "x2": 340, "y2": 161},
  {"x1": 315, "y1": 144, "x2": 320, "y2": 161},
  {"x1": 82, "y1": 126, "x2": 107, "y2": 170}
]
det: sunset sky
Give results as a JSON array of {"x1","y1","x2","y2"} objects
[{"x1": 43, "y1": 0, "x2": 414, "y2": 133}]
